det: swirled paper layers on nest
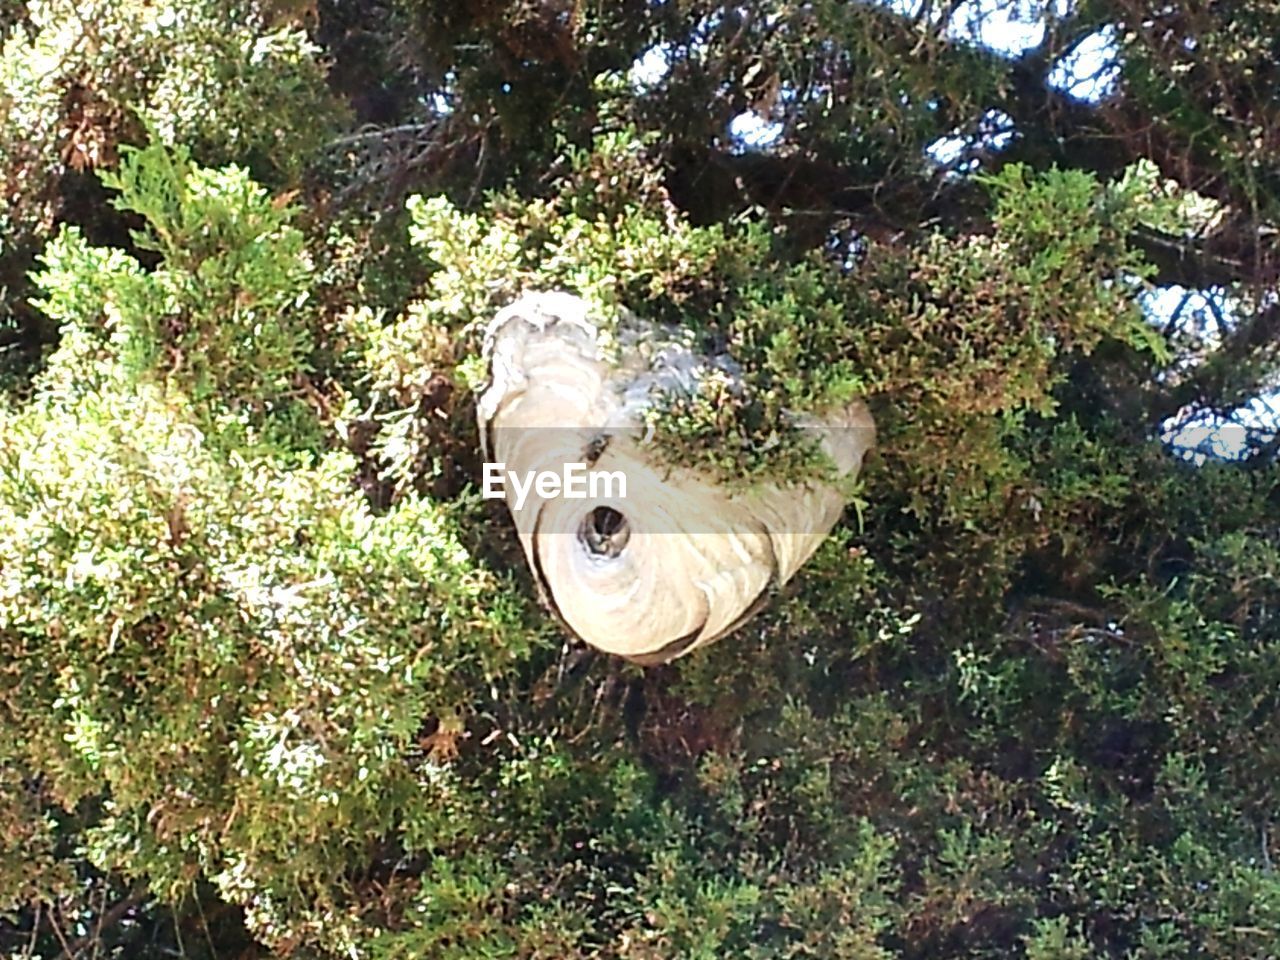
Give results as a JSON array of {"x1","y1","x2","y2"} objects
[{"x1": 478, "y1": 292, "x2": 875, "y2": 664}]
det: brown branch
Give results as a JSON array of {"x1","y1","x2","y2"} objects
[{"x1": 64, "y1": 886, "x2": 147, "y2": 958}]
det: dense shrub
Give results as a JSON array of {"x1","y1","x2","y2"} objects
[{"x1": 1, "y1": 1, "x2": 1278, "y2": 958}]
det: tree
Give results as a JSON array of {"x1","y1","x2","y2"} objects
[{"x1": 0, "y1": 0, "x2": 1277, "y2": 956}]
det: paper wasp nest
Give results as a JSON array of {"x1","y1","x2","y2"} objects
[{"x1": 478, "y1": 292, "x2": 874, "y2": 665}]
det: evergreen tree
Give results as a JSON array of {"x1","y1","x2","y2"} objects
[{"x1": 1, "y1": 1, "x2": 1277, "y2": 956}]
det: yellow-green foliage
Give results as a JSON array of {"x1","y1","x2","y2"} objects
[
  {"x1": 42, "y1": 143, "x2": 312, "y2": 406},
  {"x1": 2, "y1": 130, "x2": 1278, "y2": 960},
  {"x1": 0, "y1": 145, "x2": 539, "y2": 947},
  {"x1": 0, "y1": 0, "x2": 338, "y2": 206},
  {"x1": 0, "y1": 6, "x2": 1279, "y2": 956},
  {"x1": 365, "y1": 136, "x2": 1168, "y2": 499},
  {"x1": 0, "y1": 0, "x2": 345, "y2": 396}
]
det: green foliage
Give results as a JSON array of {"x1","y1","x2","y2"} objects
[
  {"x1": 0, "y1": 145, "x2": 543, "y2": 951},
  {"x1": 138, "y1": 24, "x2": 340, "y2": 185},
  {"x1": 1022, "y1": 917, "x2": 1092, "y2": 960},
  {"x1": 0, "y1": 0, "x2": 344, "y2": 389},
  {"x1": 2, "y1": 2, "x2": 1280, "y2": 959},
  {"x1": 368, "y1": 139, "x2": 1171, "y2": 494},
  {"x1": 101, "y1": 142, "x2": 314, "y2": 405},
  {"x1": 34, "y1": 141, "x2": 323, "y2": 461}
]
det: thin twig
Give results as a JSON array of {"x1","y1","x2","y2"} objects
[
  {"x1": 66, "y1": 886, "x2": 146, "y2": 958},
  {"x1": 326, "y1": 123, "x2": 438, "y2": 150},
  {"x1": 25, "y1": 902, "x2": 41, "y2": 959},
  {"x1": 47, "y1": 907, "x2": 74, "y2": 960}
]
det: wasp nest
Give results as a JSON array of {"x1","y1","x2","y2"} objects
[{"x1": 478, "y1": 292, "x2": 874, "y2": 665}]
